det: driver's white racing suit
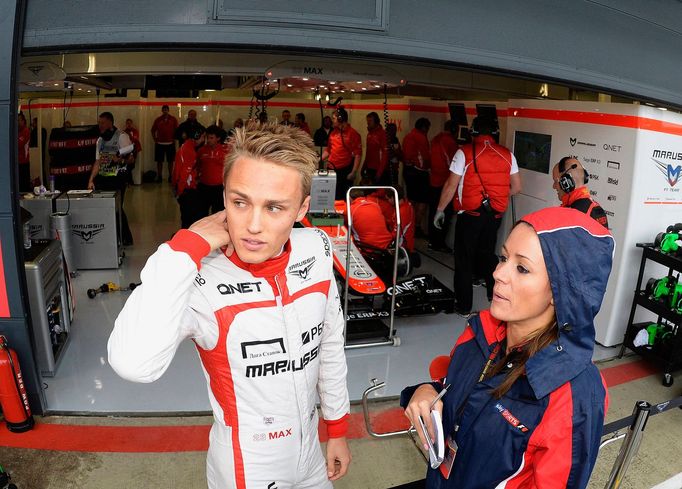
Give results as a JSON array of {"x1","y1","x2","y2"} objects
[{"x1": 108, "y1": 227, "x2": 350, "y2": 489}]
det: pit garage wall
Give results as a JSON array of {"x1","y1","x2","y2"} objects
[
  {"x1": 505, "y1": 99, "x2": 682, "y2": 346},
  {"x1": 22, "y1": 95, "x2": 507, "y2": 185}
]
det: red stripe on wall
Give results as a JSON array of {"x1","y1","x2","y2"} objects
[
  {"x1": 0, "y1": 423, "x2": 211, "y2": 452},
  {"x1": 599, "y1": 359, "x2": 660, "y2": 387},
  {"x1": 509, "y1": 107, "x2": 682, "y2": 136},
  {"x1": 0, "y1": 239, "x2": 10, "y2": 317},
  {"x1": 0, "y1": 358, "x2": 660, "y2": 453}
]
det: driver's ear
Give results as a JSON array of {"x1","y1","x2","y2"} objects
[{"x1": 296, "y1": 195, "x2": 311, "y2": 222}]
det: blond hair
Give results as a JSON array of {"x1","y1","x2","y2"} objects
[{"x1": 223, "y1": 122, "x2": 318, "y2": 197}]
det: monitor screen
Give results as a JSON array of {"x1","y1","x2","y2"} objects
[
  {"x1": 513, "y1": 131, "x2": 552, "y2": 174},
  {"x1": 448, "y1": 103, "x2": 468, "y2": 126},
  {"x1": 476, "y1": 104, "x2": 498, "y2": 122}
]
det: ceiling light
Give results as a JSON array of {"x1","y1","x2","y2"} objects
[
  {"x1": 329, "y1": 81, "x2": 337, "y2": 84},
  {"x1": 53, "y1": 83, "x2": 59, "y2": 87},
  {"x1": 361, "y1": 87, "x2": 367, "y2": 91},
  {"x1": 356, "y1": 81, "x2": 362, "y2": 84},
  {"x1": 204, "y1": 89, "x2": 216, "y2": 92},
  {"x1": 286, "y1": 84, "x2": 293, "y2": 88},
  {"x1": 302, "y1": 77, "x2": 309, "y2": 81},
  {"x1": 374, "y1": 84, "x2": 381, "y2": 88}
]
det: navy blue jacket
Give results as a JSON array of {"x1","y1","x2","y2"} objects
[{"x1": 402, "y1": 207, "x2": 614, "y2": 488}]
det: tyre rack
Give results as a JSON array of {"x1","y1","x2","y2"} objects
[{"x1": 618, "y1": 244, "x2": 682, "y2": 387}]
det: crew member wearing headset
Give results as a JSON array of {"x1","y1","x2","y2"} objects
[
  {"x1": 435, "y1": 116, "x2": 522, "y2": 316},
  {"x1": 321, "y1": 108, "x2": 362, "y2": 200},
  {"x1": 552, "y1": 157, "x2": 609, "y2": 228}
]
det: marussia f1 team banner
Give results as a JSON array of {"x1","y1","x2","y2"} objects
[{"x1": 638, "y1": 109, "x2": 682, "y2": 205}]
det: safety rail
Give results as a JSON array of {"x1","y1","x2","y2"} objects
[{"x1": 361, "y1": 379, "x2": 682, "y2": 489}]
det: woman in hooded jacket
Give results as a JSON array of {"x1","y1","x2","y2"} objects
[{"x1": 403, "y1": 206, "x2": 614, "y2": 489}]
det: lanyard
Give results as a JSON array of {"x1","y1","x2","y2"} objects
[
  {"x1": 478, "y1": 341, "x2": 502, "y2": 382},
  {"x1": 454, "y1": 339, "x2": 505, "y2": 424}
]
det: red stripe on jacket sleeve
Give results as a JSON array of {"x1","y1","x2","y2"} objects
[
  {"x1": 521, "y1": 384, "x2": 573, "y2": 488},
  {"x1": 167, "y1": 229, "x2": 211, "y2": 270},
  {"x1": 449, "y1": 325, "x2": 475, "y2": 357},
  {"x1": 324, "y1": 413, "x2": 349, "y2": 438}
]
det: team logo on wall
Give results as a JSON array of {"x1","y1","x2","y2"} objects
[
  {"x1": 72, "y1": 224, "x2": 105, "y2": 242},
  {"x1": 569, "y1": 137, "x2": 595, "y2": 147},
  {"x1": 652, "y1": 150, "x2": 682, "y2": 187}
]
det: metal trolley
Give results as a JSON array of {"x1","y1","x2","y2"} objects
[{"x1": 343, "y1": 186, "x2": 403, "y2": 349}]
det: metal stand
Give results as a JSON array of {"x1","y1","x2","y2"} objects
[
  {"x1": 362, "y1": 379, "x2": 428, "y2": 463},
  {"x1": 343, "y1": 186, "x2": 401, "y2": 349},
  {"x1": 361, "y1": 377, "x2": 682, "y2": 488},
  {"x1": 604, "y1": 401, "x2": 651, "y2": 489}
]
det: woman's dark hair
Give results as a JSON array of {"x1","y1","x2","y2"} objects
[{"x1": 487, "y1": 322, "x2": 558, "y2": 399}]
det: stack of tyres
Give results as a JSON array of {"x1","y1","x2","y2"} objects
[{"x1": 654, "y1": 223, "x2": 682, "y2": 257}]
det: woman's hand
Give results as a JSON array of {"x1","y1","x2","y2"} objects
[{"x1": 404, "y1": 384, "x2": 443, "y2": 451}]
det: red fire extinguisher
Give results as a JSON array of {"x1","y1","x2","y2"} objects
[{"x1": 0, "y1": 336, "x2": 34, "y2": 432}]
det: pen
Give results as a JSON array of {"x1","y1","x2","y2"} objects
[{"x1": 430, "y1": 383, "x2": 450, "y2": 410}]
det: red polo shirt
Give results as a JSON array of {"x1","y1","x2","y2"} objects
[
  {"x1": 152, "y1": 114, "x2": 178, "y2": 143},
  {"x1": 327, "y1": 125, "x2": 362, "y2": 170},
  {"x1": 364, "y1": 125, "x2": 388, "y2": 178},
  {"x1": 197, "y1": 143, "x2": 229, "y2": 186},
  {"x1": 402, "y1": 128, "x2": 430, "y2": 170}
]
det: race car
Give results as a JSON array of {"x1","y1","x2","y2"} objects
[{"x1": 301, "y1": 172, "x2": 454, "y2": 346}]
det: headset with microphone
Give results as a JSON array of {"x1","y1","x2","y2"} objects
[
  {"x1": 334, "y1": 107, "x2": 348, "y2": 123},
  {"x1": 557, "y1": 157, "x2": 589, "y2": 193}
]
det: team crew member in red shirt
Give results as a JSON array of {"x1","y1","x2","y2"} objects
[
  {"x1": 402, "y1": 118, "x2": 432, "y2": 237},
  {"x1": 109, "y1": 123, "x2": 351, "y2": 489},
  {"x1": 428, "y1": 121, "x2": 458, "y2": 252},
  {"x1": 197, "y1": 125, "x2": 229, "y2": 219},
  {"x1": 321, "y1": 107, "x2": 362, "y2": 200},
  {"x1": 151, "y1": 105, "x2": 178, "y2": 183},
  {"x1": 295, "y1": 113, "x2": 311, "y2": 135},
  {"x1": 17, "y1": 112, "x2": 31, "y2": 192},
  {"x1": 350, "y1": 190, "x2": 394, "y2": 251},
  {"x1": 435, "y1": 116, "x2": 522, "y2": 316},
  {"x1": 171, "y1": 127, "x2": 205, "y2": 229},
  {"x1": 552, "y1": 157, "x2": 609, "y2": 228},
  {"x1": 362, "y1": 112, "x2": 388, "y2": 184}
]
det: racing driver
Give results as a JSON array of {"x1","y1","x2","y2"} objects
[{"x1": 108, "y1": 122, "x2": 351, "y2": 488}]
